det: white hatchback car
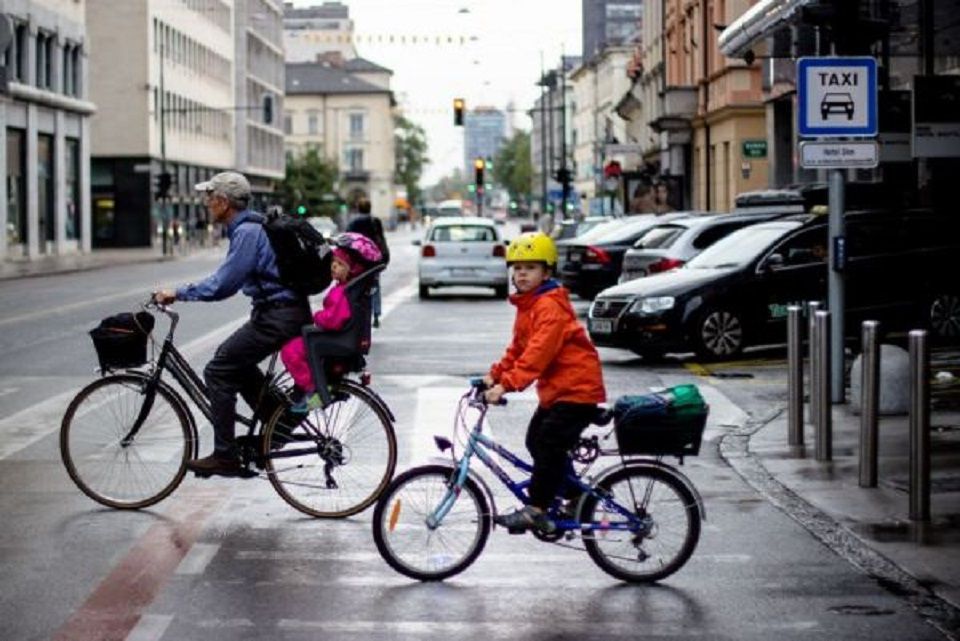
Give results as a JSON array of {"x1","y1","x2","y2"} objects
[{"x1": 416, "y1": 217, "x2": 509, "y2": 299}]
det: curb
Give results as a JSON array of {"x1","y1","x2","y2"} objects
[{"x1": 718, "y1": 408, "x2": 960, "y2": 640}]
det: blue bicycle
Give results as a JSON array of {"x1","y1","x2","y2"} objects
[{"x1": 372, "y1": 381, "x2": 707, "y2": 583}]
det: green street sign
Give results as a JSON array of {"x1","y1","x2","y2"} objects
[{"x1": 742, "y1": 140, "x2": 768, "y2": 158}]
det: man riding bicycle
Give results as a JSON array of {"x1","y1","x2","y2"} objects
[{"x1": 154, "y1": 171, "x2": 311, "y2": 477}]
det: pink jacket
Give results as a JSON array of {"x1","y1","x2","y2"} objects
[{"x1": 281, "y1": 284, "x2": 352, "y2": 391}]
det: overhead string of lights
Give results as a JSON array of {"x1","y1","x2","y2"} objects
[{"x1": 287, "y1": 32, "x2": 479, "y2": 46}]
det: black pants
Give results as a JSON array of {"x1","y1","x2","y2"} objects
[
  {"x1": 204, "y1": 303, "x2": 311, "y2": 459},
  {"x1": 525, "y1": 402, "x2": 599, "y2": 509}
]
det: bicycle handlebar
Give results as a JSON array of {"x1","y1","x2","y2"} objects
[{"x1": 468, "y1": 377, "x2": 508, "y2": 407}]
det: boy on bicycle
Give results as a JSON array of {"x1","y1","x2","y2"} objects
[{"x1": 484, "y1": 232, "x2": 606, "y2": 533}]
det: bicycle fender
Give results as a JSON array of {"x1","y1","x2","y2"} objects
[
  {"x1": 591, "y1": 459, "x2": 707, "y2": 521},
  {"x1": 426, "y1": 457, "x2": 498, "y2": 519}
]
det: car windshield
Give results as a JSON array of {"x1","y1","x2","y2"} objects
[
  {"x1": 576, "y1": 216, "x2": 657, "y2": 244},
  {"x1": 431, "y1": 225, "x2": 497, "y2": 242},
  {"x1": 569, "y1": 218, "x2": 629, "y2": 243},
  {"x1": 686, "y1": 224, "x2": 799, "y2": 269}
]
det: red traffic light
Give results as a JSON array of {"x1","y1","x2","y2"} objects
[{"x1": 453, "y1": 98, "x2": 465, "y2": 126}]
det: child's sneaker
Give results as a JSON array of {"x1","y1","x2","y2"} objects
[{"x1": 289, "y1": 392, "x2": 323, "y2": 414}]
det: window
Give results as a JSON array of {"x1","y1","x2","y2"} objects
[
  {"x1": 6, "y1": 128, "x2": 27, "y2": 248},
  {"x1": 692, "y1": 222, "x2": 748, "y2": 250},
  {"x1": 283, "y1": 112, "x2": 292, "y2": 134},
  {"x1": 66, "y1": 139, "x2": 81, "y2": 241},
  {"x1": 634, "y1": 225, "x2": 685, "y2": 249},
  {"x1": 37, "y1": 134, "x2": 55, "y2": 245},
  {"x1": 11, "y1": 23, "x2": 27, "y2": 82},
  {"x1": 62, "y1": 45, "x2": 73, "y2": 95},
  {"x1": 771, "y1": 228, "x2": 828, "y2": 267},
  {"x1": 307, "y1": 111, "x2": 319, "y2": 135},
  {"x1": 349, "y1": 113, "x2": 364, "y2": 139},
  {"x1": 346, "y1": 148, "x2": 363, "y2": 171},
  {"x1": 431, "y1": 225, "x2": 497, "y2": 242},
  {"x1": 36, "y1": 33, "x2": 51, "y2": 88}
]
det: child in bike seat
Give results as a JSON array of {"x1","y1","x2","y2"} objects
[
  {"x1": 281, "y1": 232, "x2": 382, "y2": 412},
  {"x1": 483, "y1": 232, "x2": 606, "y2": 533}
]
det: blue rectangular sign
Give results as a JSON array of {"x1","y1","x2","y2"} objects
[{"x1": 797, "y1": 57, "x2": 878, "y2": 137}]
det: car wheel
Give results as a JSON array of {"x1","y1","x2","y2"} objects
[
  {"x1": 929, "y1": 293, "x2": 960, "y2": 339},
  {"x1": 694, "y1": 309, "x2": 745, "y2": 360},
  {"x1": 494, "y1": 284, "x2": 509, "y2": 299},
  {"x1": 418, "y1": 284, "x2": 430, "y2": 300}
]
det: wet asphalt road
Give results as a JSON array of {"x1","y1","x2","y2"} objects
[{"x1": 0, "y1": 223, "x2": 951, "y2": 640}]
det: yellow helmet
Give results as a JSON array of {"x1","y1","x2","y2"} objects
[{"x1": 506, "y1": 232, "x2": 558, "y2": 267}]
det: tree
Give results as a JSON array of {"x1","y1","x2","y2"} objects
[
  {"x1": 427, "y1": 168, "x2": 465, "y2": 202},
  {"x1": 394, "y1": 114, "x2": 429, "y2": 207},
  {"x1": 278, "y1": 147, "x2": 339, "y2": 217},
  {"x1": 493, "y1": 131, "x2": 533, "y2": 203}
]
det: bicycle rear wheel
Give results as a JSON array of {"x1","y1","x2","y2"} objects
[
  {"x1": 372, "y1": 465, "x2": 490, "y2": 581},
  {"x1": 581, "y1": 465, "x2": 700, "y2": 583},
  {"x1": 263, "y1": 379, "x2": 396, "y2": 518},
  {"x1": 60, "y1": 374, "x2": 193, "y2": 509}
]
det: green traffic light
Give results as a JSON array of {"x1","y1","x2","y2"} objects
[
  {"x1": 296, "y1": 205, "x2": 307, "y2": 215},
  {"x1": 509, "y1": 200, "x2": 517, "y2": 209},
  {"x1": 468, "y1": 184, "x2": 476, "y2": 193}
]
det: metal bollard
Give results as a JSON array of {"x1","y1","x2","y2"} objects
[
  {"x1": 909, "y1": 330, "x2": 931, "y2": 522},
  {"x1": 815, "y1": 310, "x2": 832, "y2": 461},
  {"x1": 859, "y1": 321, "x2": 880, "y2": 488},
  {"x1": 787, "y1": 306, "x2": 804, "y2": 446},
  {"x1": 807, "y1": 301, "x2": 822, "y2": 422}
]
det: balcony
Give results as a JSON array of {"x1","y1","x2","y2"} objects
[
  {"x1": 342, "y1": 169, "x2": 370, "y2": 183},
  {"x1": 649, "y1": 86, "x2": 698, "y2": 133}
]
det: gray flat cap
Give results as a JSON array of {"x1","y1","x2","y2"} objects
[{"x1": 195, "y1": 171, "x2": 251, "y2": 200}]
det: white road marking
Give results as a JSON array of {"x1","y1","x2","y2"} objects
[
  {"x1": 0, "y1": 287, "x2": 149, "y2": 328},
  {"x1": 409, "y1": 386, "x2": 469, "y2": 466},
  {"x1": 174, "y1": 543, "x2": 221, "y2": 575},
  {"x1": 124, "y1": 614, "x2": 173, "y2": 641},
  {"x1": 380, "y1": 281, "x2": 417, "y2": 319},
  {"x1": 0, "y1": 316, "x2": 247, "y2": 460}
]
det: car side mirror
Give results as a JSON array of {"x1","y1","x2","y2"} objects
[
  {"x1": 412, "y1": 239, "x2": 422, "y2": 246},
  {"x1": 764, "y1": 253, "x2": 784, "y2": 271}
]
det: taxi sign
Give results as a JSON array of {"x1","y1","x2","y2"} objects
[{"x1": 797, "y1": 57, "x2": 878, "y2": 137}]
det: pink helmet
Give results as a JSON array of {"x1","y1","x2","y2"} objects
[{"x1": 331, "y1": 232, "x2": 382, "y2": 275}]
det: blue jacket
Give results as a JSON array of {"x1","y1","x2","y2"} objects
[{"x1": 175, "y1": 211, "x2": 300, "y2": 304}]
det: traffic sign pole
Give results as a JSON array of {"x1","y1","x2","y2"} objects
[{"x1": 828, "y1": 169, "x2": 845, "y2": 403}]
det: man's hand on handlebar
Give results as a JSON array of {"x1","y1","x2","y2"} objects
[
  {"x1": 482, "y1": 374, "x2": 495, "y2": 388},
  {"x1": 152, "y1": 290, "x2": 177, "y2": 306}
]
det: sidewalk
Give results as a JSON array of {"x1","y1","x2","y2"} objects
[
  {"x1": 0, "y1": 246, "x2": 181, "y2": 281},
  {"x1": 746, "y1": 400, "x2": 960, "y2": 612}
]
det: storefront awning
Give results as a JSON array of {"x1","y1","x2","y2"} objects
[{"x1": 718, "y1": 0, "x2": 816, "y2": 58}]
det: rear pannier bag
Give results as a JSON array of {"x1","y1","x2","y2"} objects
[
  {"x1": 612, "y1": 384, "x2": 709, "y2": 456},
  {"x1": 89, "y1": 311, "x2": 155, "y2": 371}
]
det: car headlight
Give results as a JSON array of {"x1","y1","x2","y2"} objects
[{"x1": 629, "y1": 296, "x2": 675, "y2": 315}]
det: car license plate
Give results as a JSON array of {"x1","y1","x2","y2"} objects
[
  {"x1": 590, "y1": 319, "x2": 613, "y2": 334},
  {"x1": 451, "y1": 268, "x2": 476, "y2": 276}
]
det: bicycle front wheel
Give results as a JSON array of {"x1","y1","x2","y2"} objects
[
  {"x1": 581, "y1": 465, "x2": 700, "y2": 583},
  {"x1": 60, "y1": 374, "x2": 193, "y2": 509},
  {"x1": 372, "y1": 465, "x2": 490, "y2": 581},
  {"x1": 263, "y1": 379, "x2": 396, "y2": 518}
]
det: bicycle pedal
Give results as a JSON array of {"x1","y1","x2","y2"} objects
[
  {"x1": 506, "y1": 526, "x2": 527, "y2": 535},
  {"x1": 237, "y1": 468, "x2": 258, "y2": 479},
  {"x1": 193, "y1": 471, "x2": 212, "y2": 479}
]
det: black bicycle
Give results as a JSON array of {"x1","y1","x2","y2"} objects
[{"x1": 60, "y1": 277, "x2": 397, "y2": 518}]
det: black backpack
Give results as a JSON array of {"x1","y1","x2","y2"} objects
[{"x1": 248, "y1": 212, "x2": 333, "y2": 296}]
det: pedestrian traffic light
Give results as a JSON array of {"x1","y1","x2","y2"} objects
[
  {"x1": 154, "y1": 171, "x2": 173, "y2": 199},
  {"x1": 485, "y1": 156, "x2": 494, "y2": 171},
  {"x1": 453, "y1": 98, "x2": 465, "y2": 126},
  {"x1": 474, "y1": 157, "x2": 485, "y2": 187},
  {"x1": 296, "y1": 205, "x2": 307, "y2": 216}
]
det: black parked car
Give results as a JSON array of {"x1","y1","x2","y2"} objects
[
  {"x1": 587, "y1": 209, "x2": 960, "y2": 360},
  {"x1": 557, "y1": 213, "x2": 699, "y2": 300}
]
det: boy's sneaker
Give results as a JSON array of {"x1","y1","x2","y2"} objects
[{"x1": 494, "y1": 506, "x2": 556, "y2": 535}]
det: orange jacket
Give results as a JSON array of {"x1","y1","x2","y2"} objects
[{"x1": 490, "y1": 282, "x2": 606, "y2": 407}]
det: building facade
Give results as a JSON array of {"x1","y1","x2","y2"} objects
[
  {"x1": 662, "y1": 0, "x2": 767, "y2": 212},
  {"x1": 87, "y1": 0, "x2": 238, "y2": 248},
  {"x1": 1, "y1": 0, "x2": 95, "y2": 262},
  {"x1": 283, "y1": 1, "x2": 356, "y2": 63},
  {"x1": 463, "y1": 107, "x2": 506, "y2": 177},
  {"x1": 284, "y1": 60, "x2": 396, "y2": 219},
  {"x1": 235, "y1": 0, "x2": 285, "y2": 194},
  {"x1": 582, "y1": 0, "x2": 644, "y2": 62},
  {"x1": 530, "y1": 56, "x2": 579, "y2": 214}
]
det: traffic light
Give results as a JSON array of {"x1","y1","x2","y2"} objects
[
  {"x1": 554, "y1": 167, "x2": 572, "y2": 186},
  {"x1": 154, "y1": 171, "x2": 173, "y2": 200},
  {"x1": 485, "y1": 156, "x2": 494, "y2": 171},
  {"x1": 474, "y1": 157, "x2": 485, "y2": 188},
  {"x1": 296, "y1": 205, "x2": 307, "y2": 216},
  {"x1": 453, "y1": 98, "x2": 465, "y2": 126}
]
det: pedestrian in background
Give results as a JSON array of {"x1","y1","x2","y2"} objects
[
  {"x1": 654, "y1": 181, "x2": 673, "y2": 214},
  {"x1": 629, "y1": 183, "x2": 655, "y2": 214},
  {"x1": 346, "y1": 198, "x2": 390, "y2": 328}
]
